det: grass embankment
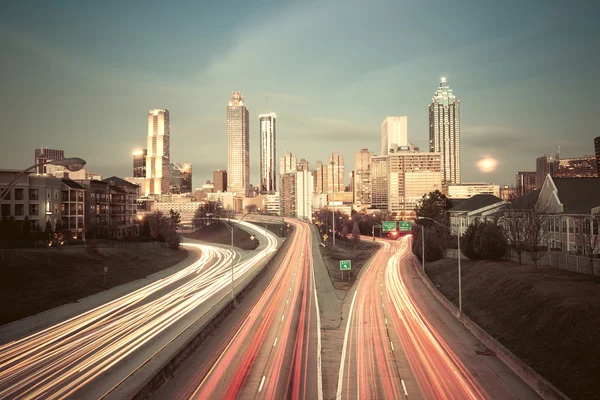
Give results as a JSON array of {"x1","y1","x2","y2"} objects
[
  {"x1": 184, "y1": 222, "x2": 259, "y2": 250},
  {"x1": 318, "y1": 237, "x2": 379, "y2": 290},
  {"x1": 426, "y1": 258, "x2": 600, "y2": 400},
  {"x1": 0, "y1": 247, "x2": 189, "y2": 326}
]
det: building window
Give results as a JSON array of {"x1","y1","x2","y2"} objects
[
  {"x1": 30, "y1": 204, "x2": 39, "y2": 215},
  {"x1": 1, "y1": 204, "x2": 10, "y2": 217},
  {"x1": 29, "y1": 189, "x2": 39, "y2": 200},
  {"x1": 15, "y1": 188, "x2": 24, "y2": 200},
  {"x1": 1, "y1": 189, "x2": 10, "y2": 200},
  {"x1": 562, "y1": 220, "x2": 567, "y2": 233},
  {"x1": 54, "y1": 189, "x2": 59, "y2": 199},
  {"x1": 15, "y1": 204, "x2": 24, "y2": 216},
  {"x1": 54, "y1": 204, "x2": 59, "y2": 214}
]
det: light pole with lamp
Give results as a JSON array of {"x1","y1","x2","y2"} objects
[
  {"x1": 1, "y1": 158, "x2": 87, "y2": 205},
  {"x1": 416, "y1": 216, "x2": 463, "y2": 312},
  {"x1": 330, "y1": 157, "x2": 336, "y2": 247}
]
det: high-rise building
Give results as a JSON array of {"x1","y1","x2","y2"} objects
[
  {"x1": 555, "y1": 155, "x2": 597, "y2": 178},
  {"x1": 327, "y1": 152, "x2": 345, "y2": 193},
  {"x1": 381, "y1": 117, "x2": 408, "y2": 156},
  {"x1": 429, "y1": 77, "x2": 461, "y2": 185},
  {"x1": 133, "y1": 149, "x2": 147, "y2": 178},
  {"x1": 145, "y1": 109, "x2": 170, "y2": 196},
  {"x1": 279, "y1": 170, "x2": 313, "y2": 220},
  {"x1": 280, "y1": 151, "x2": 297, "y2": 175},
  {"x1": 259, "y1": 113, "x2": 276, "y2": 194},
  {"x1": 353, "y1": 148, "x2": 374, "y2": 207},
  {"x1": 227, "y1": 92, "x2": 250, "y2": 195},
  {"x1": 213, "y1": 170, "x2": 227, "y2": 193},
  {"x1": 370, "y1": 156, "x2": 389, "y2": 210},
  {"x1": 595, "y1": 136, "x2": 600, "y2": 176},
  {"x1": 499, "y1": 185, "x2": 518, "y2": 200},
  {"x1": 388, "y1": 151, "x2": 442, "y2": 215},
  {"x1": 297, "y1": 159, "x2": 311, "y2": 171},
  {"x1": 34, "y1": 147, "x2": 65, "y2": 174},
  {"x1": 314, "y1": 161, "x2": 328, "y2": 194},
  {"x1": 536, "y1": 154, "x2": 557, "y2": 189},
  {"x1": 447, "y1": 183, "x2": 500, "y2": 199},
  {"x1": 170, "y1": 162, "x2": 192, "y2": 194},
  {"x1": 516, "y1": 171, "x2": 536, "y2": 196}
]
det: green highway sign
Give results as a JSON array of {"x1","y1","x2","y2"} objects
[
  {"x1": 399, "y1": 221, "x2": 413, "y2": 231},
  {"x1": 340, "y1": 260, "x2": 351, "y2": 270},
  {"x1": 382, "y1": 221, "x2": 397, "y2": 232}
]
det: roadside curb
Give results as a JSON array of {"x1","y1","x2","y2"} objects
[{"x1": 409, "y1": 255, "x2": 570, "y2": 400}]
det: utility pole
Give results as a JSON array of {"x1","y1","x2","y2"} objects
[{"x1": 330, "y1": 157, "x2": 336, "y2": 247}]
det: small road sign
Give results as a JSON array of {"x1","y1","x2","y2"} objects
[
  {"x1": 382, "y1": 221, "x2": 397, "y2": 232},
  {"x1": 340, "y1": 260, "x2": 351, "y2": 270},
  {"x1": 323, "y1": 234, "x2": 328, "y2": 240},
  {"x1": 399, "y1": 221, "x2": 413, "y2": 231}
]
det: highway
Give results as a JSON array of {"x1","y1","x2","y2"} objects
[
  {"x1": 338, "y1": 235, "x2": 540, "y2": 399},
  {"x1": 155, "y1": 218, "x2": 322, "y2": 400},
  {"x1": 0, "y1": 220, "x2": 278, "y2": 400}
]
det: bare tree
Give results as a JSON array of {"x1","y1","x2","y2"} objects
[
  {"x1": 502, "y1": 195, "x2": 528, "y2": 265},
  {"x1": 522, "y1": 204, "x2": 552, "y2": 272},
  {"x1": 245, "y1": 204, "x2": 258, "y2": 214},
  {"x1": 575, "y1": 214, "x2": 600, "y2": 277},
  {"x1": 146, "y1": 211, "x2": 172, "y2": 241}
]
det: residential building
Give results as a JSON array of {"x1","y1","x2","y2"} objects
[
  {"x1": 447, "y1": 183, "x2": 500, "y2": 199},
  {"x1": 76, "y1": 180, "x2": 110, "y2": 237},
  {"x1": 429, "y1": 77, "x2": 461, "y2": 185},
  {"x1": 555, "y1": 155, "x2": 597, "y2": 178},
  {"x1": 279, "y1": 173, "x2": 294, "y2": 218},
  {"x1": 536, "y1": 153, "x2": 557, "y2": 189},
  {"x1": 146, "y1": 108, "x2": 171, "y2": 195},
  {"x1": 60, "y1": 179, "x2": 86, "y2": 238},
  {"x1": 280, "y1": 151, "x2": 297, "y2": 175},
  {"x1": 259, "y1": 113, "x2": 277, "y2": 194},
  {"x1": 500, "y1": 185, "x2": 518, "y2": 200},
  {"x1": 103, "y1": 176, "x2": 141, "y2": 238},
  {"x1": 297, "y1": 158, "x2": 310, "y2": 172},
  {"x1": 516, "y1": 171, "x2": 536, "y2": 196},
  {"x1": 213, "y1": 170, "x2": 227, "y2": 193},
  {"x1": 370, "y1": 156, "x2": 389, "y2": 210},
  {"x1": 124, "y1": 177, "x2": 146, "y2": 194},
  {"x1": 595, "y1": 136, "x2": 600, "y2": 176},
  {"x1": 206, "y1": 191, "x2": 243, "y2": 212},
  {"x1": 314, "y1": 161, "x2": 327, "y2": 194},
  {"x1": 227, "y1": 92, "x2": 250, "y2": 195},
  {"x1": 133, "y1": 149, "x2": 147, "y2": 178},
  {"x1": 447, "y1": 194, "x2": 506, "y2": 234},
  {"x1": 279, "y1": 170, "x2": 313, "y2": 219},
  {"x1": 354, "y1": 148, "x2": 374, "y2": 208},
  {"x1": 170, "y1": 162, "x2": 192, "y2": 194},
  {"x1": 327, "y1": 151, "x2": 344, "y2": 193},
  {"x1": 0, "y1": 170, "x2": 63, "y2": 229},
  {"x1": 381, "y1": 117, "x2": 408, "y2": 156},
  {"x1": 265, "y1": 192, "x2": 280, "y2": 215},
  {"x1": 35, "y1": 147, "x2": 64, "y2": 174},
  {"x1": 46, "y1": 165, "x2": 101, "y2": 181}
]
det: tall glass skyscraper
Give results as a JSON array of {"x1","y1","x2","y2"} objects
[
  {"x1": 259, "y1": 113, "x2": 276, "y2": 194},
  {"x1": 429, "y1": 77, "x2": 461, "y2": 185},
  {"x1": 227, "y1": 92, "x2": 250, "y2": 195},
  {"x1": 146, "y1": 109, "x2": 170, "y2": 195}
]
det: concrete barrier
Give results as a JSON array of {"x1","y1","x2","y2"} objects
[
  {"x1": 410, "y1": 256, "x2": 570, "y2": 400},
  {"x1": 103, "y1": 230, "x2": 293, "y2": 400}
]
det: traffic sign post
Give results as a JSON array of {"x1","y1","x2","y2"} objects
[
  {"x1": 399, "y1": 221, "x2": 413, "y2": 231},
  {"x1": 382, "y1": 221, "x2": 397, "y2": 232},
  {"x1": 340, "y1": 259, "x2": 351, "y2": 281}
]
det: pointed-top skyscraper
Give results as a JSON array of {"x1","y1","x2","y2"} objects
[
  {"x1": 227, "y1": 92, "x2": 250, "y2": 195},
  {"x1": 429, "y1": 77, "x2": 461, "y2": 185}
]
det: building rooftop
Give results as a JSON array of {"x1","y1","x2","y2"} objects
[
  {"x1": 448, "y1": 194, "x2": 503, "y2": 213},
  {"x1": 103, "y1": 176, "x2": 139, "y2": 188},
  {"x1": 510, "y1": 189, "x2": 541, "y2": 210},
  {"x1": 61, "y1": 179, "x2": 85, "y2": 190},
  {"x1": 553, "y1": 177, "x2": 600, "y2": 214}
]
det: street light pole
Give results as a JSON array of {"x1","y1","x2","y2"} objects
[
  {"x1": 330, "y1": 157, "x2": 336, "y2": 247},
  {"x1": 421, "y1": 223, "x2": 425, "y2": 271}
]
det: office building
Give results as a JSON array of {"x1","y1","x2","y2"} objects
[
  {"x1": 499, "y1": 185, "x2": 518, "y2": 200},
  {"x1": 354, "y1": 148, "x2": 374, "y2": 207},
  {"x1": 35, "y1": 147, "x2": 64, "y2": 174},
  {"x1": 213, "y1": 170, "x2": 227, "y2": 193},
  {"x1": 370, "y1": 156, "x2": 389, "y2": 210},
  {"x1": 555, "y1": 156, "x2": 597, "y2": 178},
  {"x1": 297, "y1": 159, "x2": 311, "y2": 172},
  {"x1": 133, "y1": 149, "x2": 147, "y2": 178},
  {"x1": 381, "y1": 117, "x2": 408, "y2": 156},
  {"x1": 265, "y1": 192, "x2": 280, "y2": 215},
  {"x1": 327, "y1": 151, "x2": 344, "y2": 193},
  {"x1": 595, "y1": 136, "x2": 600, "y2": 176},
  {"x1": 536, "y1": 154, "x2": 557, "y2": 189},
  {"x1": 145, "y1": 109, "x2": 170, "y2": 196},
  {"x1": 429, "y1": 77, "x2": 461, "y2": 185},
  {"x1": 170, "y1": 162, "x2": 192, "y2": 194},
  {"x1": 516, "y1": 171, "x2": 536, "y2": 196},
  {"x1": 259, "y1": 113, "x2": 276, "y2": 194},
  {"x1": 280, "y1": 151, "x2": 297, "y2": 175},
  {"x1": 447, "y1": 183, "x2": 500, "y2": 199},
  {"x1": 227, "y1": 92, "x2": 250, "y2": 195},
  {"x1": 279, "y1": 170, "x2": 313, "y2": 220},
  {"x1": 314, "y1": 161, "x2": 327, "y2": 194}
]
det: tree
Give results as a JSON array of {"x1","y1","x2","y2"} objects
[
  {"x1": 245, "y1": 204, "x2": 258, "y2": 214},
  {"x1": 44, "y1": 220, "x2": 53, "y2": 241},
  {"x1": 146, "y1": 211, "x2": 172, "y2": 240},
  {"x1": 522, "y1": 204, "x2": 551, "y2": 272},
  {"x1": 352, "y1": 221, "x2": 361, "y2": 249},
  {"x1": 169, "y1": 209, "x2": 181, "y2": 226},
  {"x1": 478, "y1": 221, "x2": 507, "y2": 261},
  {"x1": 461, "y1": 220, "x2": 481, "y2": 260},
  {"x1": 21, "y1": 216, "x2": 31, "y2": 241},
  {"x1": 575, "y1": 215, "x2": 600, "y2": 277},
  {"x1": 414, "y1": 190, "x2": 453, "y2": 224},
  {"x1": 141, "y1": 218, "x2": 151, "y2": 239},
  {"x1": 340, "y1": 224, "x2": 349, "y2": 239},
  {"x1": 502, "y1": 201, "x2": 527, "y2": 265},
  {"x1": 192, "y1": 205, "x2": 207, "y2": 230}
]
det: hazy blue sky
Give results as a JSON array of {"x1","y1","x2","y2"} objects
[{"x1": 1, "y1": 0, "x2": 599, "y2": 188}]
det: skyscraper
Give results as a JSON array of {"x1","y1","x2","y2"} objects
[
  {"x1": 170, "y1": 162, "x2": 192, "y2": 194},
  {"x1": 259, "y1": 113, "x2": 276, "y2": 194},
  {"x1": 213, "y1": 170, "x2": 227, "y2": 193},
  {"x1": 280, "y1": 151, "x2": 297, "y2": 175},
  {"x1": 133, "y1": 149, "x2": 147, "y2": 178},
  {"x1": 314, "y1": 161, "x2": 328, "y2": 194},
  {"x1": 536, "y1": 154, "x2": 557, "y2": 189},
  {"x1": 429, "y1": 77, "x2": 461, "y2": 185},
  {"x1": 34, "y1": 147, "x2": 64, "y2": 174},
  {"x1": 297, "y1": 159, "x2": 311, "y2": 171},
  {"x1": 381, "y1": 117, "x2": 408, "y2": 156},
  {"x1": 595, "y1": 136, "x2": 600, "y2": 176},
  {"x1": 370, "y1": 156, "x2": 389, "y2": 210},
  {"x1": 327, "y1": 151, "x2": 345, "y2": 193},
  {"x1": 516, "y1": 171, "x2": 536, "y2": 196},
  {"x1": 353, "y1": 148, "x2": 374, "y2": 207},
  {"x1": 145, "y1": 109, "x2": 170, "y2": 195},
  {"x1": 227, "y1": 92, "x2": 250, "y2": 195},
  {"x1": 555, "y1": 156, "x2": 597, "y2": 178}
]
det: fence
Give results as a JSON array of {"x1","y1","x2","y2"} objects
[{"x1": 90, "y1": 239, "x2": 170, "y2": 250}]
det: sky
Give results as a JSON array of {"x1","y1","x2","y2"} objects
[{"x1": 1, "y1": 0, "x2": 599, "y2": 189}]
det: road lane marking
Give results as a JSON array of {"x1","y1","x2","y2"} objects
[
  {"x1": 336, "y1": 290, "x2": 358, "y2": 400},
  {"x1": 273, "y1": 337, "x2": 278, "y2": 347},
  {"x1": 385, "y1": 318, "x2": 388, "y2": 325},
  {"x1": 282, "y1": 315, "x2": 285, "y2": 321},
  {"x1": 401, "y1": 379, "x2": 408, "y2": 397},
  {"x1": 382, "y1": 303, "x2": 384, "y2": 308},
  {"x1": 390, "y1": 341, "x2": 395, "y2": 351},
  {"x1": 258, "y1": 375, "x2": 266, "y2": 392},
  {"x1": 310, "y1": 234, "x2": 324, "y2": 400}
]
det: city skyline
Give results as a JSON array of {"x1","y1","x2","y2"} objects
[{"x1": 1, "y1": 1, "x2": 598, "y2": 189}]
